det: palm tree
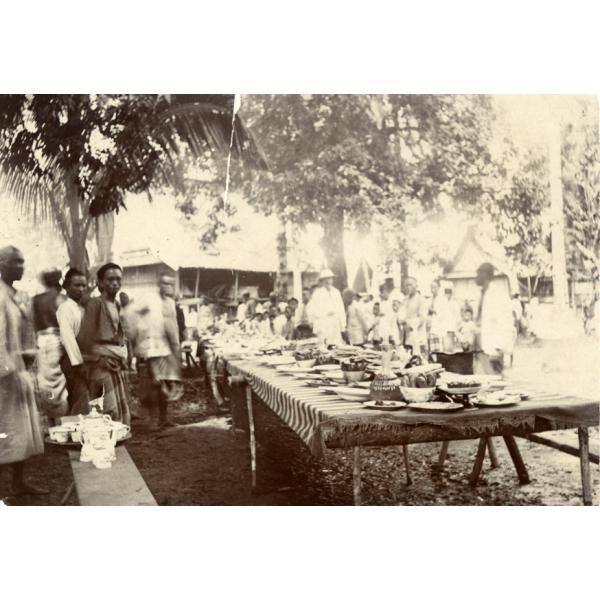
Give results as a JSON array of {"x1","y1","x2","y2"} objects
[{"x1": 0, "y1": 94, "x2": 266, "y2": 271}]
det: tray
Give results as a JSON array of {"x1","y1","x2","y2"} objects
[
  {"x1": 363, "y1": 400, "x2": 407, "y2": 411},
  {"x1": 45, "y1": 433, "x2": 132, "y2": 447},
  {"x1": 472, "y1": 398, "x2": 521, "y2": 408},
  {"x1": 437, "y1": 385, "x2": 481, "y2": 395}
]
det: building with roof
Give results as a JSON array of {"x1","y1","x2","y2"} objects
[{"x1": 443, "y1": 225, "x2": 519, "y2": 306}]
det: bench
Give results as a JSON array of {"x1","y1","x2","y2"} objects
[{"x1": 67, "y1": 446, "x2": 157, "y2": 506}]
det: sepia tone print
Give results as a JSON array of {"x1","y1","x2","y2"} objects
[{"x1": 0, "y1": 94, "x2": 598, "y2": 506}]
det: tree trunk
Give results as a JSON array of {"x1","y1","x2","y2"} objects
[
  {"x1": 95, "y1": 212, "x2": 115, "y2": 265},
  {"x1": 275, "y1": 224, "x2": 288, "y2": 298},
  {"x1": 322, "y1": 207, "x2": 348, "y2": 290},
  {"x1": 63, "y1": 173, "x2": 91, "y2": 272}
]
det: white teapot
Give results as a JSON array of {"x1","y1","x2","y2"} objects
[{"x1": 80, "y1": 406, "x2": 118, "y2": 464}]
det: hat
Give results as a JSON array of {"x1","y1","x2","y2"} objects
[
  {"x1": 442, "y1": 281, "x2": 454, "y2": 291},
  {"x1": 278, "y1": 301, "x2": 287, "y2": 312},
  {"x1": 254, "y1": 304, "x2": 264, "y2": 315},
  {"x1": 319, "y1": 268, "x2": 335, "y2": 280}
]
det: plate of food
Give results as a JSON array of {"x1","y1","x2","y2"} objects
[
  {"x1": 473, "y1": 394, "x2": 521, "y2": 408},
  {"x1": 333, "y1": 386, "x2": 371, "y2": 402},
  {"x1": 437, "y1": 379, "x2": 481, "y2": 395},
  {"x1": 408, "y1": 401, "x2": 464, "y2": 412},
  {"x1": 363, "y1": 400, "x2": 407, "y2": 411}
]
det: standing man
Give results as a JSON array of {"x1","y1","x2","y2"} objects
[
  {"x1": 426, "y1": 280, "x2": 444, "y2": 354},
  {"x1": 32, "y1": 268, "x2": 68, "y2": 420},
  {"x1": 236, "y1": 292, "x2": 250, "y2": 323},
  {"x1": 309, "y1": 269, "x2": 347, "y2": 346},
  {"x1": 438, "y1": 281, "x2": 461, "y2": 353},
  {"x1": 77, "y1": 262, "x2": 130, "y2": 424},
  {"x1": 403, "y1": 277, "x2": 427, "y2": 356},
  {"x1": 57, "y1": 268, "x2": 88, "y2": 411},
  {"x1": 131, "y1": 274, "x2": 182, "y2": 430},
  {"x1": 294, "y1": 287, "x2": 314, "y2": 339},
  {"x1": 0, "y1": 246, "x2": 46, "y2": 496},
  {"x1": 473, "y1": 263, "x2": 514, "y2": 375}
]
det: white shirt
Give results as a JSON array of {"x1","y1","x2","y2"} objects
[
  {"x1": 478, "y1": 287, "x2": 514, "y2": 355},
  {"x1": 236, "y1": 302, "x2": 247, "y2": 322},
  {"x1": 272, "y1": 314, "x2": 287, "y2": 337},
  {"x1": 308, "y1": 285, "x2": 346, "y2": 345},
  {"x1": 56, "y1": 297, "x2": 84, "y2": 366}
]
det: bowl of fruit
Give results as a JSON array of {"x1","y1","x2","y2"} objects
[
  {"x1": 341, "y1": 358, "x2": 368, "y2": 383},
  {"x1": 294, "y1": 349, "x2": 317, "y2": 369}
]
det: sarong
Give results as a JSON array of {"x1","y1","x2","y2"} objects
[
  {"x1": 36, "y1": 329, "x2": 68, "y2": 418},
  {"x1": 83, "y1": 357, "x2": 131, "y2": 425}
]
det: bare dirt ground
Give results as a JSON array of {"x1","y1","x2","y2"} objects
[{"x1": 3, "y1": 335, "x2": 598, "y2": 506}]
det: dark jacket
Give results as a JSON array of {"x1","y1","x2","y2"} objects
[{"x1": 77, "y1": 297, "x2": 125, "y2": 354}]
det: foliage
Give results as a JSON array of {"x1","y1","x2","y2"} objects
[
  {"x1": 0, "y1": 94, "x2": 265, "y2": 269},
  {"x1": 481, "y1": 144, "x2": 550, "y2": 272},
  {"x1": 563, "y1": 124, "x2": 600, "y2": 285},
  {"x1": 237, "y1": 94, "x2": 499, "y2": 287}
]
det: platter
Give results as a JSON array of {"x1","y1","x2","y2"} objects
[
  {"x1": 437, "y1": 385, "x2": 481, "y2": 395},
  {"x1": 472, "y1": 395, "x2": 521, "y2": 408},
  {"x1": 408, "y1": 402, "x2": 464, "y2": 413},
  {"x1": 45, "y1": 432, "x2": 132, "y2": 447},
  {"x1": 363, "y1": 400, "x2": 407, "y2": 411}
]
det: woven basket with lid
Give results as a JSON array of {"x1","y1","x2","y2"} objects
[{"x1": 369, "y1": 345, "x2": 405, "y2": 403}]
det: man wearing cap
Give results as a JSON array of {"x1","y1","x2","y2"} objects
[
  {"x1": 308, "y1": 269, "x2": 346, "y2": 345},
  {"x1": 0, "y1": 245, "x2": 46, "y2": 497},
  {"x1": 473, "y1": 262, "x2": 514, "y2": 374}
]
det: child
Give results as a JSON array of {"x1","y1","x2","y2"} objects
[{"x1": 457, "y1": 306, "x2": 477, "y2": 351}]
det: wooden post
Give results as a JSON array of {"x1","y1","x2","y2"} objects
[
  {"x1": 437, "y1": 441, "x2": 450, "y2": 468},
  {"x1": 503, "y1": 435, "x2": 530, "y2": 484},
  {"x1": 402, "y1": 445, "x2": 412, "y2": 485},
  {"x1": 578, "y1": 427, "x2": 593, "y2": 506},
  {"x1": 469, "y1": 437, "x2": 488, "y2": 486},
  {"x1": 246, "y1": 385, "x2": 257, "y2": 491},
  {"x1": 486, "y1": 437, "x2": 499, "y2": 469},
  {"x1": 194, "y1": 267, "x2": 200, "y2": 299},
  {"x1": 352, "y1": 446, "x2": 362, "y2": 506},
  {"x1": 234, "y1": 271, "x2": 239, "y2": 303}
]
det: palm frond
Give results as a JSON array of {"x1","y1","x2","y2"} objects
[{"x1": 153, "y1": 102, "x2": 268, "y2": 170}]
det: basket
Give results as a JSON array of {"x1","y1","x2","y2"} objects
[{"x1": 399, "y1": 386, "x2": 436, "y2": 403}]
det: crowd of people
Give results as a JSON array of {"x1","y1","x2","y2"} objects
[
  {"x1": 1, "y1": 241, "x2": 525, "y2": 497},
  {"x1": 0, "y1": 245, "x2": 184, "y2": 496},
  {"x1": 188, "y1": 267, "x2": 523, "y2": 373}
]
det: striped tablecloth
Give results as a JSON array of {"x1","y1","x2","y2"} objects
[{"x1": 224, "y1": 357, "x2": 599, "y2": 457}]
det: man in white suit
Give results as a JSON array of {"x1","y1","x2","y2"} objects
[
  {"x1": 308, "y1": 269, "x2": 346, "y2": 346},
  {"x1": 473, "y1": 263, "x2": 514, "y2": 375}
]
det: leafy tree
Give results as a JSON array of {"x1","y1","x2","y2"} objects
[
  {"x1": 0, "y1": 94, "x2": 265, "y2": 270},
  {"x1": 563, "y1": 124, "x2": 600, "y2": 291},
  {"x1": 237, "y1": 94, "x2": 498, "y2": 288},
  {"x1": 480, "y1": 144, "x2": 550, "y2": 272}
]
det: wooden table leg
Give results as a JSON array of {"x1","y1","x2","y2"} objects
[
  {"x1": 437, "y1": 441, "x2": 450, "y2": 468},
  {"x1": 578, "y1": 427, "x2": 593, "y2": 506},
  {"x1": 353, "y1": 446, "x2": 362, "y2": 506},
  {"x1": 486, "y1": 437, "x2": 499, "y2": 469},
  {"x1": 403, "y1": 445, "x2": 412, "y2": 485},
  {"x1": 246, "y1": 385, "x2": 257, "y2": 491},
  {"x1": 59, "y1": 481, "x2": 75, "y2": 505},
  {"x1": 503, "y1": 435, "x2": 530, "y2": 484},
  {"x1": 469, "y1": 437, "x2": 488, "y2": 486}
]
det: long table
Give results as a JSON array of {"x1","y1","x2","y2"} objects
[{"x1": 219, "y1": 354, "x2": 599, "y2": 505}]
